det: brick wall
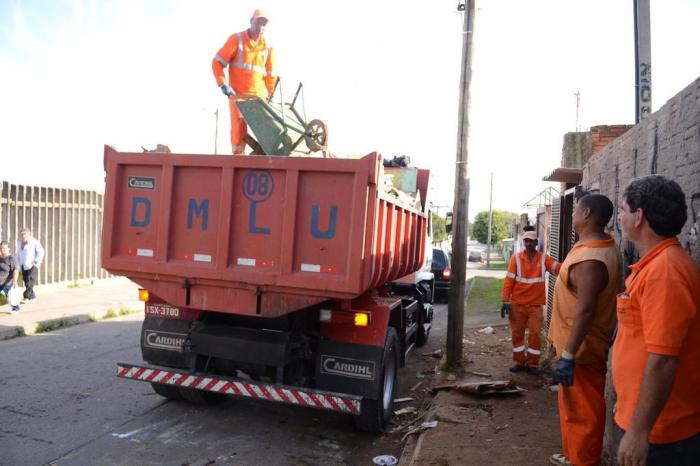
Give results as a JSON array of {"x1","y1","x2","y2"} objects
[{"x1": 579, "y1": 76, "x2": 700, "y2": 464}]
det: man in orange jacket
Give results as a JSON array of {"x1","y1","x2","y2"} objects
[
  {"x1": 548, "y1": 193, "x2": 620, "y2": 466},
  {"x1": 501, "y1": 230, "x2": 560, "y2": 373},
  {"x1": 212, "y1": 9, "x2": 277, "y2": 155},
  {"x1": 614, "y1": 175, "x2": 700, "y2": 466}
]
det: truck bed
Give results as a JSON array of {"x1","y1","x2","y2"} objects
[{"x1": 101, "y1": 146, "x2": 429, "y2": 317}]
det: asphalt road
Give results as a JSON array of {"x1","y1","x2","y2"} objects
[{"x1": 0, "y1": 305, "x2": 449, "y2": 466}]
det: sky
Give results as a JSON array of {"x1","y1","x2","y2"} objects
[{"x1": 1, "y1": 0, "x2": 699, "y2": 221}]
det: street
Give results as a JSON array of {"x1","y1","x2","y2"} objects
[{"x1": 0, "y1": 305, "x2": 449, "y2": 466}]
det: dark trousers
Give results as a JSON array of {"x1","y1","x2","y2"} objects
[
  {"x1": 21, "y1": 266, "x2": 38, "y2": 300},
  {"x1": 615, "y1": 424, "x2": 700, "y2": 466}
]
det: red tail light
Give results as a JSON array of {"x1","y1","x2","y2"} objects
[{"x1": 443, "y1": 267, "x2": 451, "y2": 279}]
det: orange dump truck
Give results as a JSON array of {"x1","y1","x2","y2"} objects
[{"x1": 102, "y1": 146, "x2": 434, "y2": 432}]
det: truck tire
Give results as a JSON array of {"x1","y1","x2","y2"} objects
[
  {"x1": 178, "y1": 387, "x2": 227, "y2": 405},
  {"x1": 150, "y1": 382, "x2": 183, "y2": 401},
  {"x1": 354, "y1": 328, "x2": 398, "y2": 433}
]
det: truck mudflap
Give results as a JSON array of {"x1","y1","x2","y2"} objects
[{"x1": 117, "y1": 362, "x2": 362, "y2": 415}]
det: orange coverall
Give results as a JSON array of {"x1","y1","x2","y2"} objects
[
  {"x1": 501, "y1": 250, "x2": 560, "y2": 368},
  {"x1": 212, "y1": 30, "x2": 276, "y2": 154}
]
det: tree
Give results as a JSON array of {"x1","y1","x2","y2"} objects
[
  {"x1": 432, "y1": 214, "x2": 447, "y2": 244},
  {"x1": 470, "y1": 210, "x2": 519, "y2": 245}
]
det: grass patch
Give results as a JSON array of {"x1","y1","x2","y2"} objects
[
  {"x1": 480, "y1": 262, "x2": 508, "y2": 271},
  {"x1": 35, "y1": 319, "x2": 67, "y2": 334},
  {"x1": 466, "y1": 276, "x2": 504, "y2": 312}
]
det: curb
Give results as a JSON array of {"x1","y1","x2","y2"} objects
[{"x1": 0, "y1": 307, "x2": 141, "y2": 341}]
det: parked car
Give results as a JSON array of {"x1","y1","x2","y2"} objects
[
  {"x1": 468, "y1": 249, "x2": 483, "y2": 262},
  {"x1": 431, "y1": 247, "x2": 451, "y2": 302}
]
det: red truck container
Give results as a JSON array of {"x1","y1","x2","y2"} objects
[{"x1": 103, "y1": 146, "x2": 435, "y2": 432}]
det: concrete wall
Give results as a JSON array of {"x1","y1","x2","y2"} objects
[
  {"x1": 0, "y1": 181, "x2": 110, "y2": 285},
  {"x1": 579, "y1": 76, "x2": 700, "y2": 464},
  {"x1": 581, "y1": 77, "x2": 700, "y2": 266}
]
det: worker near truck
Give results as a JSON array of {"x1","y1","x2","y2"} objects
[
  {"x1": 548, "y1": 193, "x2": 620, "y2": 466},
  {"x1": 500, "y1": 230, "x2": 560, "y2": 373},
  {"x1": 0, "y1": 241, "x2": 21, "y2": 314},
  {"x1": 212, "y1": 9, "x2": 277, "y2": 155},
  {"x1": 614, "y1": 175, "x2": 700, "y2": 466}
]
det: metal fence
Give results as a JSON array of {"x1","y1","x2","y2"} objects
[{"x1": 0, "y1": 181, "x2": 109, "y2": 285}]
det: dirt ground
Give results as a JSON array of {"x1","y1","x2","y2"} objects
[{"x1": 409, "y1": 324, "x2": 562, "y2": 466}]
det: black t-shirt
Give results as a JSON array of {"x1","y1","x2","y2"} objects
[{"x1": 0, "y1": 255, "x2": 17, "y2": 287}]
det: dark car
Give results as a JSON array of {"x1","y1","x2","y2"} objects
[{"x1": 431, "y1": 247, "x2": 451, "y2": 302}]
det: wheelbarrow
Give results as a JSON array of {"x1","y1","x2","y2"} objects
[{"x1": 234, "y1": 81, "x2": 330, "y2": 157}]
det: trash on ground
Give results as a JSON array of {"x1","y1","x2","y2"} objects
[
  {"x1": 549, "y1": 385, "x2": 559, "y2": 392},
  {"x1": 446, "y1": 373, "x2": 457, "y2": 381},
  {"x1": 410, "y1": 381, "x2": 423, "y2": 392},
  {"x1": 463, "y1": 339, "x2": 476, "y2": 345},
  {"x1": 478, "y1": 326, "x2": 495, "y2": 334},
  {"x1": 394, "y1": 397, "x2": 414, "y2": 404},
  {"x1": 470, "y1": 371, "x2": 492, "y2": 377},
  {"x1": 394, "y1": 406, "x2": 417, "y2": 416},
  {"x1": 415, "y1": 372, "x2": 425, "y2": 380},
  {"x1": 422, "y1": 348, "x2": 443, "y2": 358},
  {"x1": 433, "y1": 380, "x2": 525, "y2": 396},
  {"x1": 401, "y1": 420, "x2": 439, "y2": 441},
  {"x1": 372, "y1": 455, "x2": 398, "y2": 466}
]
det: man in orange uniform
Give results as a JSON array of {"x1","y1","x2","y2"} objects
[
  {"x1": 212, "y1": 9, "x2": 277, "y2": 155},
  {"x1": 501, "y1": 230, "x2": 560, "y2": 373},
  {"x1": 614, "y1": 175, "x2": 700, "y2": 466},
  {"x1": 548, "y1": 193, "x2": 620, "y2": 466}
]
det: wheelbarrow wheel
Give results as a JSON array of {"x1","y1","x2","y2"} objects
[{"x1": 305, "y1": 119, "x2": 328, "y2": 152}]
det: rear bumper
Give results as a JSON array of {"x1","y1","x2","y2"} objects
[
  {"x1": 117, "y1": 362, "x2": 362, "y2": 415},
  {"x1": 434, "y1": 279, "x2": 450, "y2": 292}
]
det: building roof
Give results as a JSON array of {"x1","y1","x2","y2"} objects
[{"x1": 542, "y1": 167, "x2": 583, "y2": 184}]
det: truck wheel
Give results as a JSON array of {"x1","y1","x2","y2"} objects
[
  {"x1": 354, "y1": 328, "x2": 398, "y2": 433},
  {"x1": 150, "y1": 382, "x2": 183, "y2": 401},
  {"x1": 178, "y1": 387, "x2": 227, "y2": 405},
  {"x1": 415, "y1": 304, "x2": 432, "y2": 347}
]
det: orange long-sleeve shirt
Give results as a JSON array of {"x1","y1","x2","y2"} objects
[
  {"x1": 501, "y1": 250, "x2": 560, "y2": 305},
  {"x1": 212, "y1": 30, "x2": 276, "y2": 97}
]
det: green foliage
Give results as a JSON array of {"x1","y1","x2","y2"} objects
[
  {"x1": 471, "y1": 210, "x2": 519, "y2": 245},
  {"x1": 432, "y1": 213, "x2": 448, "y2": 244}
]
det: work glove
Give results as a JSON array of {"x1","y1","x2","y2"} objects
[
  {"x1": 553, "y1": 356, "x2": 575, "y2": 387},
  {"x1": 220, "y1": 84, "x2": 234, "y2": 97},
  {"x1": 500, "y1": 302, "x2": 511, "y2": 318}
]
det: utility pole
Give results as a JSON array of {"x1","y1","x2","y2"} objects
[
  {"x1": 447, "y1": 0, "x2": 475, "y2": 367},
  {"x1": 214, "y1": 109, "x2": 219, "y2": 154},
  {"x1": 574, "y1": 91, "x2": 581, "y2": 132},
  {"x1": 634, "y1": 0, "x2": 651, "y2": 122},
  {"x1": 486, "y1": 172, "x2": 493, "y2": 268}
]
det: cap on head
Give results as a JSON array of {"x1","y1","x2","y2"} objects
[
  {"x1": 251, "y1": 9, "x2": 268, "y2": 20},
  {"x1": 522, "y1": 231, "x2": 537, "y2": 241}
]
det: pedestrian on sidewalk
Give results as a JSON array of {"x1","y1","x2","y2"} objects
[
  {"x1": 17, "y1": 227, "x2": 44, "y2": 303},
  {"x1": 0, "y1": 241, "x2": 21, "y2": 314},
  {"x1": 548, "y1": 193, "x2": 620, "y2": 466},
  {"x1": 501, "y1": 230, "x2": 560, "y2": 374},
  {"x1": 614, "y1": 175, "x2": 700, "y2": 466}
]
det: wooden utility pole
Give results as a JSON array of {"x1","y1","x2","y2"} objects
[
  {"x1": 634, "y1": 0, "x2": 651, "y2": 122},
  {"x1": 447, "y1": 0, "x2": 475, "y2": 367},
  {"x1": 486, "y1": 172, "x2": 493, "y2": 267}
]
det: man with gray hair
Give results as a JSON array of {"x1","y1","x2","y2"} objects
[{"x1": 17, "y1": 227, "x2": 44, "y2": 303}]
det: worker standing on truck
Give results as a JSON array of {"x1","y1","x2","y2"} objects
[
  {"x1": 548, "y1": 194, "x2": 620, "y2": 466},
  {"x1": 500, "y1": 230, "x2": 560, "y2": 373},
  {"x1": 212, "y1": 9, "x2": 277, "y2": 155}
]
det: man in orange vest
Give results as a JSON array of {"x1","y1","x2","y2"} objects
[
  {"x1": 548, "y1": 194, "x2": 620, "y2": 466},
  {"x1": 501, "y1": 230, "x2": 560, "y2": 373},
  {"x1": 212, "y1": 9, "x2": 277, "y2": 155},
  {"x1": 614, "y1": 175, "x2": 700, "y2": 465}
]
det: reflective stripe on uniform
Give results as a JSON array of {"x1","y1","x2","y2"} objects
[
  {"x1": 513, "y1": 252, "x2": 546, "y2": 283},
  {"x1": 232, "y1": 145, "x2": 245, "y2": 152},
  {"x1": 214, "y1": 54, "x2": 228, "y2": 67},
  {"x1": 506, "y1": 272, "x2": 516, "y2": 279},
  {"x1": 527, "y1": 348, "x2": 541, "y2": 355},
  {"x1": 512, "y1": 345, "x2": 526, "y2": 352},
  {"x1": 515, "y1": 276, "x2": 545, "y2": 284},
  {"x1": 230, "y1": 32, "x2": 269, "y2": 75}
]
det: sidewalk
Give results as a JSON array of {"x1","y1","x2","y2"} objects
[
  {"x1": 0, "y1": 277, "x2": 141, "y2": 340},
  {"x1": 399, "y1": 262, "x2": 561, "y2": 466}
]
